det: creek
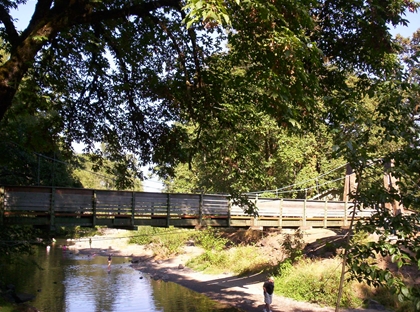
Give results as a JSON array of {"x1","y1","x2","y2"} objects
[{"x1": 2, "y1": 241, "x2": 241, "y2": 312}]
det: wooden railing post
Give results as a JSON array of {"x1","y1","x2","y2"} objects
[
  {"x1": 50, "y1": 187, "x2": 56, "y2": 230},
  {"x1": 303, "y1": 190, "x2": 307, "y2": 227},
  {"x1": 227, "y1": 196, "x2": 231, "y2": 228},
  {"x1": 253, "y1": 195, "x2": 258, "y2": 226},
  {"x1": 92, "y1": 190, "x2": 97, "y2": 227},
  {"x1": 166, "y1": 193, "x2": 171, "y2": 227},
  {"x1": 278, "y1": 199, "x2": 283, "y2": 229},
  {"x1": 199, "y1": 192, "x2": 203, "y2": 227},
  {"x1": 131, "y1": 191, "x2": 135, "y2": 226},
  {"x1": 344, "y1": 201, "x2": 348, "y2": 227},
  {"x1": 323, "y1": 199, "x2": 328, "y2": 228},
  {"x1": 0, "y1": 186, "x2": 4, "y2": 225}
]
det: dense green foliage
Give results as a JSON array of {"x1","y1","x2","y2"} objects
[
  {"x1": 0, "y1": 296, "x2": 19, "y2": 312},
  {"x1": 186, "y1": 228, "x2": 269, "y2": 274},
  {"x1": 129, "y1": 226, "x2": 194, "y2": 258},
  {"x1": 0, "y1": 225, "x2": 41, "y2": 261},
  {"x1": 0, "y1": 88, "x2": 143, "y2": 188},
  {"x1": 1, "y1": 0, "x2": 417, "y2": 192},
  {"x1": 72, "y1": 153, "x2": 144, "y2": 190},
  {"x1": 1, "y1": 1, "x2": 420, "y2": 308},
  {"x1": 162, "y1": 120, "x2": 346, "y2": 198},
  {"x1": 275, "y1": 258, "x2": 363, "y2": 308}
]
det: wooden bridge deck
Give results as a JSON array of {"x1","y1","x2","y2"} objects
[{"x1": 0, "y1": 186, "x2": 374, "y2": 230}]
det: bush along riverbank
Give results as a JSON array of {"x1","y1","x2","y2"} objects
[
  {"x1": 128, "y1": 226, "x2": 418, "y2": 312},
  {"x1": 0, "y1": 283, "x2": 39, "y2": 312}
]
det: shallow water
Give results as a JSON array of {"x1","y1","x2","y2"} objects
[{"x1": 2, "y1": 243, "x2": 241, "y2": 312}]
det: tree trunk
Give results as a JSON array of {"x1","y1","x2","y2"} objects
[
  {"x1": 0, "y1": 80, "x2": 17, "y2": 121},
  {"x1": 0, "y1": 28, "x2": 55, "y2": 121}
]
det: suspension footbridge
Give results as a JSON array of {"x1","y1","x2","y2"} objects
[{"x1": 0, "y1": 185, "x2": 374, "y2": 230}]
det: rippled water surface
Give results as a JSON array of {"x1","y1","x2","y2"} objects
[{"x1": 2, "y1": 242, "x2": 241, "y2": 312}]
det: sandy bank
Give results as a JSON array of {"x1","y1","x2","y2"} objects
[{"x1": 65, "y1": 229, "x2": 389, "y2": 312}]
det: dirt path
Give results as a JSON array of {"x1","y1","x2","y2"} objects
[{"x1": 65, "y1": 229, "x2": 389, "y2": 312}]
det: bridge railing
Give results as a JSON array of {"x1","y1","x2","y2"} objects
[
  {"x1": 0, "y1": 185, "x2": 375, "y2": 228},
  {"x1": 232, "y1": 197, "x2": 374, "y2": 218}
]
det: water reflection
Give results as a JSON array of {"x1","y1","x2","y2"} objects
[
  {"x1": 2, "y1": 242, "x2": 241, "y2": 312},
  {"x1": 151, "y1": 280, "x2": 239, "y2": 312}
]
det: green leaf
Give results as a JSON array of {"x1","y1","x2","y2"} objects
[
  {"x1": 401, "y1": 286, "x2": 410, "y2": 298},
  {"x1": 222, "y1": 13, "x2": 230, "y2": 25},
  {"x1": 391, "y1": 254, "x2": 398, "y2": 263},
  {"x1": 397, "y1": 293, "x2": 405, "y2": 302}
]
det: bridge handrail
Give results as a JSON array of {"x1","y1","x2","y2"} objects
[{"x1": 0, "y1": 185, "x2": 375, "y2": 228}]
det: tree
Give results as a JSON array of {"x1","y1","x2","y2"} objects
[
  {"x1": 331, "y1": 30, "x2": 420, "y2": 310},
  {"x1": 0, "y1": 77, "x2": 82, "y2": 187},
  {"x1": 161, "y1": 117, "x2": 345, "y2": 198},
  {"x1": 73, "y1": 152, "x2": 144, "y2": 191},
  {"x1": 0, "y1": 0, "x2": 417, "y2": 184}
]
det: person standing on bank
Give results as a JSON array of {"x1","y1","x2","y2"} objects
[{"x1": 263, "y1": 276, "x2": 274, "y2": 312}]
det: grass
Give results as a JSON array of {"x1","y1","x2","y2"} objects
[
  {"x1": 129, "y1": 226, "x2": 195, "y2": 258},
  {"x1": 187, "y1": 245, "x2": 269, "y2": 274},
  {"x1": 55, "y1": 225, "x2": 101, "y2": 239},
  {"x1": 186, "y1": 228, "x2": 272, "y2": 275},
  {"x1": 128, "y1": 227, "x2": 418, "y2": 310},
  {"x1": 0, "y1": 295, "x2": 20, "y2": 312},
  {"x1": 273, "y1": 257, "x2": 364, "y2": 308},
  {"x1": 358, "y1": 283, "x2": 419, "y2": 312}
]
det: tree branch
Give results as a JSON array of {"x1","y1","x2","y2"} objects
[
  {"x1": 0, "y1": 0, "x2": 183, "y2": 122},
  {"x1": 0, "y1": 5, "x2": 19, "y2": 47},
  {"x1": 146, "y1": 12, "x2": 191, "y2": 84},
  {"x1": 20, "y1": 0, "x2": 54, "y2": 43},
  {"x1": 180, "y1": 10, "x2": 203, "y2": 88},
  {"x1": 66, "y1": 0, "x2": 181, "y2": 27}
]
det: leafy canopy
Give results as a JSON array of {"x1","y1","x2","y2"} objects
[{"x1": 0, "y1": 0, "x2": 417, "y2": 185}]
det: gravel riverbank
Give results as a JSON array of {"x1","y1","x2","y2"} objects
[{"x1": 65, "y1": 229, "x2": 390, "y2": 312}]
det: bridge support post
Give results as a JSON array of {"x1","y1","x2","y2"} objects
[
  {"x1": 278, "y1": 199, "x2": 283, "y2": 229},
  {"x1": 344, "y1": 201, "x2": 348, "y2": 227},
  {"x1": 49, "y1": 187, "x2": 55, "y2": 230},
  {"x1": 131, "y1": 191, "x2": 135, "y2": 226},
  {"x1": 227, "y1": 197, "x2": 231, "y2": 228},
  {"x1": 92, "y1": 191, "x2": 97, "y2": 227},
  {"x1": 199, "y1": 192, "x2": 203, "y2": 228},
  {"x1": 323, "y1": 199, "x2": 328, "y2": 228},
  {"x1": 0, "y1": 186, "x2": 4, "y2": 225},
  {"x1": 303, "y1": 191, "x2": 307, "y2": 228},
  {"x1": 166, "y1": 194, "x2": 170, "y2": 227},
  {"x1": 252, "y1": 195, "x2": 258, "y2": 227}
]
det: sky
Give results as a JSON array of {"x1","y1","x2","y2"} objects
[
  {"x1": 7, "y1": 2, "x2": 420, "y2": 192},
  {"x1": 11, "y1": 1, "x2": 420, "y2": 36},
  {"x1": 389, "y1": 10, "x2": 420, "y2": 37}
]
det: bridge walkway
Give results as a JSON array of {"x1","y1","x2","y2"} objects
[{"x1": 0, "y1": 186, "x2": 374, "y2": 230}]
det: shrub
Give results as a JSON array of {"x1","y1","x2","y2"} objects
[
  {"x1": 56, "y1": 226, "x2": 100, "y2": 239},
  {"x1": 188, "y1": 250, "x2": 229, "y2": 272},
  {"x1": 129, "y1": 226, "x2": 194, "y2": 258},
  {"x1": 228, "y1": 246, "x2": 269, "y2": 274},
  {"x1": 193, "y1": 227, "x2": 230, "y2": 251},
  {"x1": 281, "y1": 229, "x2": 305, "y2": 262},
  {"x1": 274, "y1": 258, "x2": 363, "y2": 308},
  {"x1": 129, "y1": 226, "x2": 164, "y2": 245}
]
